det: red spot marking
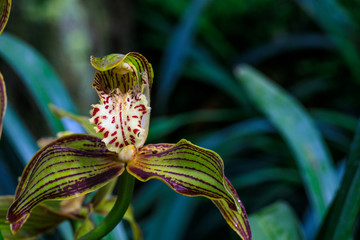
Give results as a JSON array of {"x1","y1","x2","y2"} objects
[
  {"x1": 127, "y1": 116, "x2": 130, "y2": 122},
  {"x1": 105, "y1": 105, "x2": 109, "y2": 109},
  {"x1": 124, "y1": 121, "x2": 127, "y2": 126},
  {"x1": 127, "y1": 126, "x2": 131, "y2": 132},
  {"x1": 109, "y1": 137, "x2": 117, "y2": 144},
  {"x1": 112, "y1": 116, "x2": 115, "y2": 124},
  {"x1": 109, "y1": 110, "x2": 113, "y2": 114},
  {"x1": 133, "y1": 129, "x2": 139, "y2": 134},
  {"x1": 102, "y1": 116, "x2": 107, "y2": 119},
  {"x1": 99, "y1": 127, "x2": 105, "y2": 132},
  {"x1": 116, "y1": 124, "x2": 119, "y2": 129},
  {"x1": 94, "y1": 117, "x2": 100, "y2": 124},
  {"x1": 115, "y1": 142, "x2": 119, "y2": 147},
  {"x1": 104, "y1": 131, "x2": 109, "y2": 138},
  {"x1": 135, "y1": 104, "x2": 146, "y2": 111},
  {"x1": 93, "y1": 107, "x2": 100, "y2": 116},
  {"x1": 132, "y1": 115, "x2": 138, "y2": 118},
  {"x1": 111, "y1": 131, "x2": 117, "y2": 136},
  {"x1": 119, "y1": 143, "x2": 124, "y2": 148}
]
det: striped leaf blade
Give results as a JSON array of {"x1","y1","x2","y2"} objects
[
  {"x1": 127, "y1": 139, "x2": 251, "y2": 240},
  {"x1": 0, "y1": 0, "x2": 10, "y2": 34},
  {"x1": 7, "y1": 134, "x2": 124, "y2": 233},
  {"x1": 0, "y1": 73, "x2": 6, "y2": 138}
]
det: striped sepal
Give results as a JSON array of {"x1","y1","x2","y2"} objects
[
  {"x1": 212, "y1": 177, "x2": 252, "y2": 240},
  {"x1": 91, "y1": 52, "x2": 153, "y2": 99},
  {"x1": 0, "y1": 72, "x2": 6, "y2": 138},
  {"x1": 0, "y1": 196, "x2": 69, "y2": 239},
  {"x1": 7, "y1": 134, "x2": 124, "y2": 233},
  {"x1": 127, "y1": 139, "x2": 251, "y2": 239},
  {"x1": 0, "y1": 0, "x2": 11, "y2": 34}
]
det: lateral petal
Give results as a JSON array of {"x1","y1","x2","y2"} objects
[{"x1": 7, "y1": 134, "x2": 124, "y2": 233}]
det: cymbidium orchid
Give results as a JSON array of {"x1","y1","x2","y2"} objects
[{"x1": 5, "y1": 53, "x2": 252, "y2": 240}]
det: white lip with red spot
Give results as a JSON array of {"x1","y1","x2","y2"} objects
[{"x1": 90, "y1": 88, "x2": 150, "y2": 153}]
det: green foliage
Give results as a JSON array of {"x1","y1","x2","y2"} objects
[{"x1": 249, "y1": 201, "x2": 305, "y2": 240}]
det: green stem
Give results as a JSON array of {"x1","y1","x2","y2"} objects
[{"x1": 78, "y1": 171, "x2": 135, "y2": 240}]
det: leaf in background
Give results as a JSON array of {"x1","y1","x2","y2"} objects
[
  {"x1": 74, "y1": 217, "x2": 94, "y2": 240},
  {"x1": 49, "y1": 104, "x2": 98, "y2": 136},
  {"x1": 7, "y1": 134, "x2": 124, "y2": 233},
  {"x1": 295, "y1": 0, "x2": 360, "y2": 83},
  {"x1": 249, "y1": 201, "x2": 305, "y2": 240},
  {"x1": 148, "y1": 108, "x2": 242, "y2": 141},
  {"x1": 0, "y1": 0, "x2": 10, "y2": 34},
  {"x1": 0, "y1": 196, "x2": 69, "y2": 240},
  {"x1": 155, "y1": 0, "x2": 212, "y2": 112},
  {"x1": 0, "y1": 32, "x2": 78, "y2": 133},
  {"x1": 0, "y1": 73, "x2": 6, "y2": 138},
  {"x1": 3, "y1": 104, "x2": 38, "y2": 165},
  {"x1": 315, "y1": 119, "x2": 360, "y2": 240},
  {"x1": 186, "y1": 47, "x2": 248, "y2": 106},
  {"x1": 236, "y1": 65, "x2": 338, "y2": 221},
  {"x1": 127, "y1": 140, "x2": 251, "y2": 240}
]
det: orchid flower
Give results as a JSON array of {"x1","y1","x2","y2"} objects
[{"x1": 6, "y1": 53, "x2": 252, "y2": 240}]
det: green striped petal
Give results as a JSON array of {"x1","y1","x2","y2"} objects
[
  {"x1": 0, "y1": 72, "x2": 6, "y2": 138},
  {"x1": 0, "y1": 0, "x2": 11, "y2": 34},
  {"x1": 7, "y1": 134, "x2": 124, "y2": 233},
  {"x1": 126, "y1": 139, "x2": 252, "y2": 240},
  {"x1": 0, "y1": 196, "x2": 69, "y2": 240}
]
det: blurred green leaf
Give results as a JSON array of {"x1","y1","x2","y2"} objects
[
  {"x1": 295, "y1": 0, "x2": 360, "y2": 82},
  {"x1": 0, "y1": 32, "x2": 78, "y2": 133},
  {"x1": 186, "y1": 47, "x2": 248, "y2": 106},
  {"x1": 315, "y1": 118, "x2": 360, "y2": 240},
  {"x1": 49, "y1": 103, "x2": 97, "y2": 136},
  {"x1": 236, "y1": 65, "x2": 338, "y2": 221},
  {"x1": 3, "y1": 104, "x2": 37, "y2": 165},
  {"x1": 74, "y1": 217, "x2": 94, "y2": 240},
  {"x1": 156, "y1": 0, "x2": 212, "y2": 112},
  {"x1": 148, "y1": 108, "x2": 242, "y2": 141},
  {"x1": 249, "y1": 201, "x2": 305, "y2": 240}
]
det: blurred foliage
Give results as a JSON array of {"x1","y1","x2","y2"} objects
[{"x1": 1, "y1": 0, "x2": 360, "y2": 239}]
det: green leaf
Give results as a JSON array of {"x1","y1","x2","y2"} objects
[
  {"x1": 74, "y1": 217, "x2": 95, "y2": 240},
  {"x1": 236, "y1": 65, "x2": 338, "y2": 221},
  {"x1": 155, "y1": 0, "x2": 212, "y2": 112},
  {"x1": 0, "y1": 73, "x2": 6, "y2": 138},
  {"x1": 127, "y1": 140, "x2": 251, "y2": 240},
  {"x1": 7, "y1": 134, "x2": 124, "y2": 233},
  {"x1": 0, "y1": 196, "x2": 69, "y2": 240},
  {"x1": 0, "y1": 32, "x2": 77, "y2": 133},
  {"x1": 315, "y1": 119, "x2": 360, "y2": 240},
  {"x1": 249, "y1": 201, "x2": 305, "y2": 240},
  {"x1": 49, "y1": 104, "x2": 98, "y2": 136},
  {"x1": 0, "y1": 0, "x2": 10, "y2": 34},
  {"x1": 295, "y1": 0, "x2": 360, "y2": 83}
]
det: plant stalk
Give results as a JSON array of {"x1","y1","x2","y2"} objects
[{"x1": 78, "y1": 170, "x2": 135, "y2": 240}]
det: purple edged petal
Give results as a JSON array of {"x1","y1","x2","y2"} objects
[
  {"x1": 127, "y1": 139, "x2": 252, "y2": 239},
  {"x1": 7, "y1": 134, "x2": 124, "y2": 233}
]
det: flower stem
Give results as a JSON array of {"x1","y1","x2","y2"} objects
[{"x1": 78, "y1": 170, "x2": 135, "y2": 240}]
